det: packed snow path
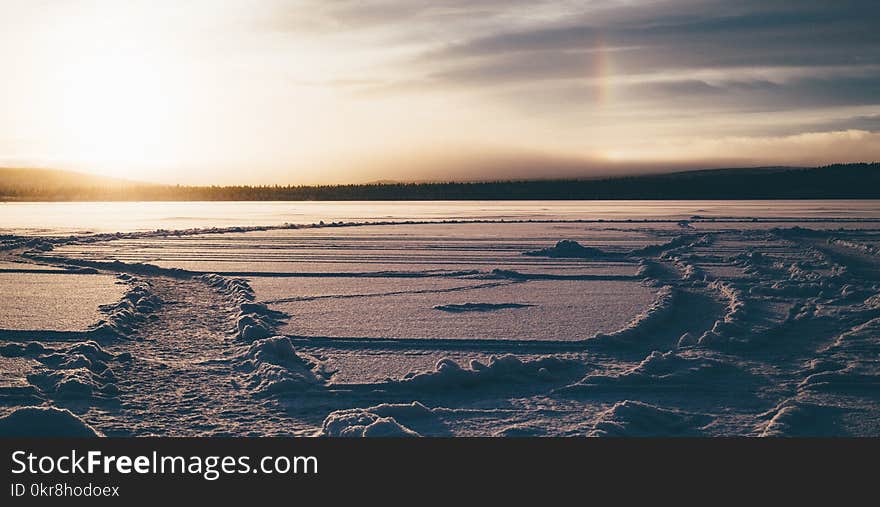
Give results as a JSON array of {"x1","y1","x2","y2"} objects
[{"x1": 97, "y1": 277, "x2": 314, "y2": 436}]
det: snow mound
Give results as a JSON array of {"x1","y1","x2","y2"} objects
[
  {"x1": 24, "y1": 253, "x2": 190, "y2": 278},
  {"x1": 558, "y1": 350, "x2": 755, "y2": 395},
  {"x1": 758, "y1": 400, "x2": 847, "y2": 437},
  {"x1": 829, "y1": 237, "x2": 880, "y2": 257},
  {"x1": 592, "y1": 286, "x2": 677, "y2": 346},
  {"x1": 493, "y1": 424, "x2": 548, "y2": 437},
  {"x1": 200, "y1": 274, "x2": 255, "y2": 304},
  {"x1": 321, "y1": 402, "x2": 443, "y2": 437},
  {"x1": 0, "y1": 406, "x2": 102, "y2": 437},
  {"x1": 631, "y1": 234, "x2": 709, "y2": 256},
  {"x1": 324, "y1": 414, "x2": 419, "y2": 437},
  {"x1": 822, "y1": 316, "x2": 880, "y2": 355},
  {"x1": 92, "y1": 276, "x2": 161, "y2": 337},
  {"x1": 524, "y1": 240, "x2": 609, "y2": 258},
  {"x1": 589, "y1": 400, "x2": 711, "y2": 437},
  {"x1": 635, "y1": 260, "x2": 664, "y2": 279},
  {"x1": 237, "y1": 336, "x2": 323, "y2": 397},
  {"x1": 200, "y1": 274, "x2": 287, "y2": 342},
  {"x1": 433, "y1": 302, "x2": 533, "y2": 313},
  {"x1": 385, "y1": 355, "x2": 585, "y2": 391},
  {"x1": 669, "y1": 256, "x2": 708, "y2": 282},
  {"x1": 525, "y1": 235, "x2": 707, "y2": 260},
  {"x1": 798, "y1": 367, "x2": 880, "y2": 393},
  {"x1": 0, "y1": 341, "x2": 50, "y2": 358},
  {"x1": 27, "y1": 368, "x2": 117, "y2": 399},
  {"x1": 2, "y1": 340, "x2": 125, "y2": 400},
  {"x1": 1, "y1": 340, "x2": 116, "y2": 364},
  {"x1": 234, "y1": 313, "x2": 275, "y2": 342},
  {"x1": 697, "y1": 281, "x2": 758, "y2": 347}
]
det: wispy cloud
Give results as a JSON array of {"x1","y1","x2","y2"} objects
[{"x1": 0, "y1": 0, "x2": 877, "y2": 183}]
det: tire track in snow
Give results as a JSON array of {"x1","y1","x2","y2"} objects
[{"x1": 102, "y1": 276, "x2": 314, "y2": 436}]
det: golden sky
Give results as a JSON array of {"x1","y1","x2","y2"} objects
[{"x1": 1, "y1": 0, "x2": 879, "y2": 184}]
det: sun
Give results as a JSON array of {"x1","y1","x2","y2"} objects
[{"x1": 54, "y1": 49, "x2": 180, "y2": 178}]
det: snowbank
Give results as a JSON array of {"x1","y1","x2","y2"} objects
[
  {"x1": 758, "y1": 400, "x2": 846, "y2": 437},
  {"x1": 236, "y1": 336, "x2": 324, "y2": 397},
  {"x1": 91, "y1": 276, "x2": 162, "y2": 337},
  {"x1": 1, "y1": 340, "x2": 126, "y2": 400},
  {"x1": 321, "y1": 402, "x2": 444, "y2": 437},
  {"x1": 666, "y1": 256, "x2": 708, "y2": 282},
  {"x1": 524, "y1": 235, "x2": 709, "y2": 259},
  {"x1": 384, "y1": 355, "x2": 585, "y2": 391},
  {"x1": 591, "y1": 286, "x2": 677, "y2": 346},
  {"x1": 199, "y1": 274, "x2": 287, "y2": 342},
  {"x1": 635, "y1": 259, "x2": 664, "y2": 279},
  {"x1": 200, "y1": 274, "x2": 255, "y2": 305},
  {"x1": 630, "y1": 234, "x2": 709, "y2": 257},
  {"x1": 798, "y1": 366, "x2": 880, "y2": 393},
  {"x1": 589, "y1": 400, "x2": 710, "y2": 437},
  {"x1": 23, "y1": 253, "x2": 191, "y2": 278},
  {"x1": 821, "y1": 315, "x2": 880, "y2": 355},
  {"x1": 696, "y1": 281, "x2": 752, "y2": 347},
  {"x1": 829, "y1": 237, "x2": 880, "y2": 257},
  {"x1": 558, "y1": 350, "x2": 756, "y2": 395},
  {"x1": 524, "y1": 240, "x2": 610, "y2": 258},
  {"x1": 493, "y1": 423, "x2": 548, "y2": 437},
  {"x1": 0, "y1": 406, "x2": 102, "y2": 437}
]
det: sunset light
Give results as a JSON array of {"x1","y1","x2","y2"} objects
[
  {"x1": 1, "y1": 1, "x2": 880, "y2": 489},
  {"x1": 1, "y1": 1, "x2": 878, "y2": 184}
]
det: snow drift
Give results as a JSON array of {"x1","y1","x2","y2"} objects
[
  {"x1": 591, "y1": 286, "x2": 678, "y2": 346},
  {"x1": 380, "y1": 355, "x2": 586, "y2": 392},
  {"x1": 524, "y1": 240, "x2": 610, "y2": 259},
  {"x1": 0, "y1": 406, "x2": 102, "y2": 437},
  {"x1": 589, "y1": 400, "x2": 711, "y2": 437},
  {"x1": 91, "y1": 275, "x2": 162, "y2": 337},
  {"x1": 321, "y1": 401, "x2": 446, "y2": 437},
  {"x1": 557, "y1": 350, "x2": 758, "y2": 396},
  {"x1": 199, "y1": 274, "x2": 287, "y2": 342},
  {"x1": 236, "y1": 336, "x2": 324, "y2": 397},
  {"x1": 1, "y1": 340, "x2": 127, "y2": 400}
]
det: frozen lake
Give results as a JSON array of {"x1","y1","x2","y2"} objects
[
  {"x1": 2, "y1": 201, "x2": 880, "y2": 437},
  {"x1": 2, "y1": 200, "x2": 880, "y2": 235}
]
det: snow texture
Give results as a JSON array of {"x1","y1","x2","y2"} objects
[{"x1": 3, "y1": 211, "x2": 880, "y2": 436}]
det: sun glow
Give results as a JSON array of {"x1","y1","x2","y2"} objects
[
  {"x1": 54, "y1": 52, "x2": 182, "y2": 178},
  {"x1": 24, "y1": 6, "x2": 192, "y2": 180},
  {"x1": 2, "y1": 1, "x2": 878, "y2": 184}
]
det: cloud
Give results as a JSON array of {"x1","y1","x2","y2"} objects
[
  {"x1": 418, "y1": 0, "x2": 880, "y2": 81},
  {"x1": 2, "y1": 0, "x2": 879, "y2": 183},
  {"x1": 624, "y1": 130, "x2": 880, "y2": 167},
  {"x1": 354, "y1": 0, "x2": 880, "y2": 137},
  {"x1": 622, "y1": 76, "x2": 880, "y2": 111}
]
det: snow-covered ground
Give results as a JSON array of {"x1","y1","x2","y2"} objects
[
  {"x1": 2, "y1": 204, "x2": 880, "y2": 436},
  {"x1": 0, "y1": 273, "x2": 126, "y2": 331}
]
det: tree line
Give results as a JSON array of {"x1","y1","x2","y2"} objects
[{"x1": 1, "y1": 163, "x2": 878, "y2": 201}]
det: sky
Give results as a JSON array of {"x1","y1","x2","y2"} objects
[{"x1": 0, "y1": 0, "x2": 878, "y2": 184}]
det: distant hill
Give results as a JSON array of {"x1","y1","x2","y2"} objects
[
  {"x1": 0, "y1": 168, "x2": 156, "y2": 200},
  {"x1": 1, "y1": 163, "x2": 878, "y2": 201},
  {"x1": 0, "y1": 168, "x2": 138, "y2": 189}
]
